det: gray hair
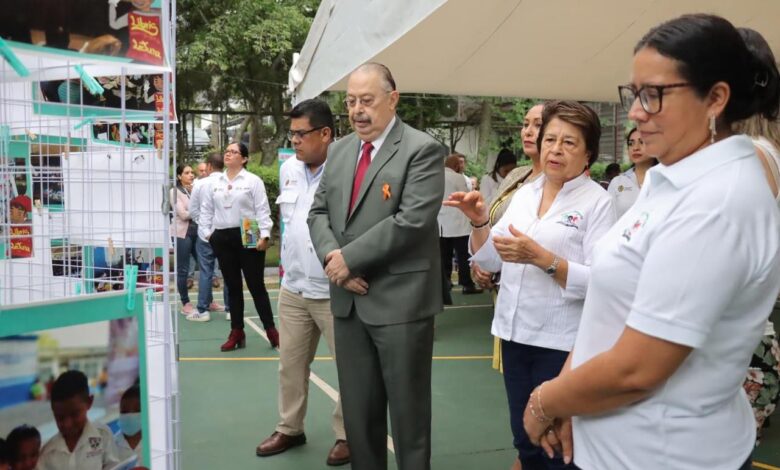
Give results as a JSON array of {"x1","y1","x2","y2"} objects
[{"x1": 352, "y1": 62, "x2": 397, "y2": 92}]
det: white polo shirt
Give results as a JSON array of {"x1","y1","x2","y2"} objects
[
  {"x1": 37, "y1": 421, "x2": 120, "y2": 470},
  {"x1": 276, "y1": 157, "x2": 329, "y2": 299},
  {"x1": 199, "y1": 168, "x2": 273, "y2": 240},
  {"x1": 471, "y1": 172, "x2": 615, "y2": 351},
  {"x1": 113, "y1": 432, "x2": 143, "y2": 468},
  {"x1": 607, "y1": 168, "x2": 640, "y2": 217},
  {"x1": 571, "y1": 135, "x2": 780, "y2": 470}
]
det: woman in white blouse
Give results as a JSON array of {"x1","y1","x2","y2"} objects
[
  {"x1": 445, "y1": 100, "x2": 615, "y2": 470},
  {"x1": 607, "y1": 128, "x2": 657, "y2": 218},
  {"x1": 199, "y1": 142, "x2": 279, "y2": 351},
  {"x1": 521, "y1": 15, "x2": 780, "y2": 470},
  {"x1": 733, "y1": 26, "x2": 780, "y2": 445}
]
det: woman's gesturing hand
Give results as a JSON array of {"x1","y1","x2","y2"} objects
[
  {"x1": 442, "y1": 190, "x2": 488, "y2": 224},
  {"x1": 493, "y1": 224, "x2": 547, "y2": 265}
]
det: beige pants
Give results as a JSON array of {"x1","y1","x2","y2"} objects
[{"x1": 276, "y1": 287, "x2": 345, "y2": 440}]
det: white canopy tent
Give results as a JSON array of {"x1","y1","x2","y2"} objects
[{"x1": 289, "y1": 0, "x2": 780, "y2": 104}]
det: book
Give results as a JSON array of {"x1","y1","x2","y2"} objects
[{"x1": 240, "y1": 217, "x2": 260, "y2": 248}]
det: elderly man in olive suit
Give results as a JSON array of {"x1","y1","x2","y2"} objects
[{"x1": 308, "y1": 62, "x2": 446, "y2": 470}]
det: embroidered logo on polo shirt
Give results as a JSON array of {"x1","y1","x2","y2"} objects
[
  {"x1": 557, "y1": 211, "x2": 583, "y2": 229},
  {"x1": 618, "y1": 185, "x2": 624, "y2": 192},
  {"x1": 621, "y1": 212, "x2": 649, "y2": 242},
  {"x1": 89, "y1": 437, "x2": 101, "y2": 450}
]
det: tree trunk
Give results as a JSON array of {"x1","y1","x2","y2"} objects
[
  {"x1": 235, "y1": 116, "x2": 251, "y2": 144},
  {"x1": 249, "y1": 116, "x2": 261, "y2": 154}
]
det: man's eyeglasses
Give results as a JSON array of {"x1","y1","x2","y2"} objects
[
  {"x1": 618, "y1": 82, "x2": 692, "y2": 114},
  {"x1": 343, "y1": 91, "x2": 391, "y2": 109},
  {"x1": 286, "y1": 126, "x2": 325, "y2": 140}
]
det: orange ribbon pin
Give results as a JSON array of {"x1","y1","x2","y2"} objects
[{"x1": 382, "y1": 183, "x2": 391, "y2": 200}]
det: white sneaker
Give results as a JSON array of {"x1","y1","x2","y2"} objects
[
  {"x1": 225, "y1": 311, "x2": 231, "y2": 321},
  {"x1": 208, "y1": 302, "x2": 225, "y2": 312},
  {"x1": 181, "y1": 302, "x2": 194, "y2": 316},
  {"x1": 185, "y1": 311, "x2": 211, "y2": 322}
]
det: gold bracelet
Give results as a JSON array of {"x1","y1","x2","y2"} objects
[
  {"x1": 537, "y1": 382, "x2": 552, "y2": 422},
  {"x1": 529, "y1": 389, "x2": 552, "y2": 423}
]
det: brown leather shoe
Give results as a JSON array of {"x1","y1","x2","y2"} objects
[
  {"x1": 255, "y1": 431, "x2": 306, "y2": 457},
  {"x1": 326, "y1": 440, "x2": 350, "y2": 466}
]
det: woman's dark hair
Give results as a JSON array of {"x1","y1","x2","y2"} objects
[
  {"x1": 491, "y1": 148, "x2": 517, "y2": 181},
  {"x1": 537, "y1": 100, "x2": 601, "y2": 167},
  {"x1": 635, "y1": 14, "x2": 779, "y2": 124},
  {"x1": 175, "y1": 164, "x2": 190, "y2": 190},
  {"x1": 625, "y1": 128, "x2": 640, "y2": 146},
  {"x1": 227, "y1": 142, "x2": 250, "y2": 167}
]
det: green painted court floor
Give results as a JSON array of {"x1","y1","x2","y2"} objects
[{"x1": 176, "y1": 284, "x2": 780, "y2": 470}]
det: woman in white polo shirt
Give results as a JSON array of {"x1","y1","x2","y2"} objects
[
  {"x1": 446, "y1": 100, "x2": 615, "y2": 470},
  {"x1": 607, "y1": 128, "x2": 657, "y2": 218},
  {"x1": 521, "y1": 14, "x2": 780, "y2": 470},
  {"x1": 199, "y1": 142, "x2": 279, "y2": 351},
  {"x1": 733, "y1": 26, "x2": 780, "y2": 444}
]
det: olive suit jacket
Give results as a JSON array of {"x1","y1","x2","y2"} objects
[{"x1": 307, "y1": 117, "x2": 446, "y2": 325}]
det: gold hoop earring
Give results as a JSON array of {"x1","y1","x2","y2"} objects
[{"x1": 709, "y1": 115, "x2": 717, "y2": 144}]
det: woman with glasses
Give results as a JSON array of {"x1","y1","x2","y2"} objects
[
  {"x1": 522, "y1": 14, "x2": 780, "y2": 470},
  {"x1": 446, "y1": 100, "x2": 615, "y2": 470},
  {"x1": 607, "y1": 128, "x2": 657, "y2": 218},
  {"x1": 199, "y1": 142, "x2": 280, "y2": 350}
]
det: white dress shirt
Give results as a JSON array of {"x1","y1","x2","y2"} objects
[
  {"x1": 471, "y1": 172, "x2": 615, "y2": 351},
  {"x1": 438, "y1": 167, "x2": 471, "y2": 237},
  {"x1": 571, "y1": 135, "x2": 780, "y2": 470},
  {"x1": 37, "y1": 421, "x2": 120, "y2": 470},
  {"x1": 199, "y1": 168, "x2": 273, "y2": 240},
  {"x1": 189, "y1": 172, "x2": 221, "y2": 241},
  {"x1": 276, "y1": 157, "x2": 329, "y2": 299},
  {"x1": 356, "y1": 116, "x2": 396, "y2": 167},
  {"x1": 607, "y1": 168, "x2": 640, "y2": 218}
]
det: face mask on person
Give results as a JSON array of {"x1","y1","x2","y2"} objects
[{"x1": 119, "y1": 412, "x2": 142, "y2": 436}]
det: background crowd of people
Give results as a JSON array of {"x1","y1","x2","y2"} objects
[{"x1": 164, "y1": 12, "x2": 780, "y2": 470}]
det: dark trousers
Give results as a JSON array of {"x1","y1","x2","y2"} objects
[
  {"x1": 334, "y1": 310, "x2": 434, "y2": 470},
  {"x1": 209, "y1": 228, "x2": 274, "y2": 331},
  {"x1": 502, "y1": 340, "x2": 578, "y2": 470},
  {"x1": 175, "y1": 224, "x2": 199, "y2": 305},
  {"x1": 439, "y1": 235, "x2": 474, "y2": 288}
]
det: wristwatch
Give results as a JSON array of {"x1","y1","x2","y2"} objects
[{"x1": 545, "y1": 256, "x2": 560, "y2": 276}]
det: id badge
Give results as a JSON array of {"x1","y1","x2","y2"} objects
[{"x1": 222, "y1": 191, "x2": 234, "y2": 209}]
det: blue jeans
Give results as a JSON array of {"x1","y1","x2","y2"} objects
[
  {"x1": 195, "y1": 237, "x2": 229, "y2": 313},
  {"x1": 176, "y1": 224, "x2": 199, "y2": 305},
  {"x1": 502, "y1": 340, "x2": 578, "y2": 470}
]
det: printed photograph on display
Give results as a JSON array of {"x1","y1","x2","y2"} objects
[
  {"x1": 50, "y1": 240, "x2": 83, "y2": 277},
  {"x1": 33, "y1": 73, "x2": 177, "y2": 122},
  {"x1": 124, "y1": 248, "x2": 164, "y2": 290},
  {"x1": 0, "y1": 0, "x2": 167, "y2": 66},
  {"x1": 8, "y1": 156, "x2": 34, "y2": 259},
  {"x1": 92, "y1": 122, "x2": 164, "y2": 148},
  {"x1": 93, "y1": 247, "x2": 125, "y2": 293},
  {"x1": 0, "y1": 319, "x2": 148, "y2": 469},
  {"x1": 30, "y1": 154, "x2": 64, "y2": 209}
]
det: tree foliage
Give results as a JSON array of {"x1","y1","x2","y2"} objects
[{"x1": 177, "y1": 0, "x2": 318, "y2": 163}]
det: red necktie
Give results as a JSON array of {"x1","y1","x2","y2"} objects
[{"x1": 350, "y1": 142, "x2": 373, "y2": 213}]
